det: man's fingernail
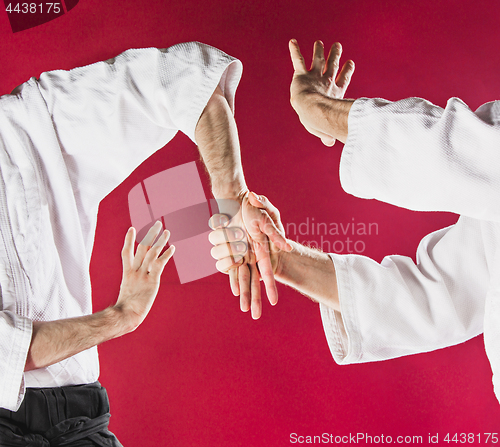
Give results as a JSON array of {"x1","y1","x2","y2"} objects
[
  {"x1": 210, "y1": 214, "x2": 229, "y2": 228},
  {"x1": 235, "y1": 243, "x2": 246, "y2": 253},
  {"x1": 233, "y1": 229, "x2": 244, "y2": 239},
  {"x1": 251, "y1": 192, "x2": 263, "y2": 203}
]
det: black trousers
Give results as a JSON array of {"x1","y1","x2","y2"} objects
[{"x1": 0, "y1": 382, "x2": 122, "y2": 446}]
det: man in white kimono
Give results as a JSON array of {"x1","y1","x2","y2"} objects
[
  {"x1": 0, "y1": 42, "x2": 288, "y2": 445},
  {"x1": 210, "y1": 39, "x2": 500, "y2": 404}
]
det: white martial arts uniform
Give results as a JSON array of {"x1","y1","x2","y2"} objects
[
  {"x1": 320, "y1": 97, "x2": 500, "y2": 402},
  {"x1": 0, "y1": 42, "x2": 242, "y2": 411}
]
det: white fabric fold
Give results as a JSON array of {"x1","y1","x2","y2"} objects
[{"x1": 321, "y1": 96, "x2": 500, "y2": 403}]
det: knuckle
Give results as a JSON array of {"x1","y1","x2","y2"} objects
[
  {"x1": 251, "y1": 294, "x2": 261, "y2": 305},
  {"x1": 232, "y1": 228, "x2": 245, "y2": 242},
  {"x1": 233, "y1": 254, "x2": 245, "y2": 265},
  {"x1": 237, "y1": 241, "x2": 248, "y2": 254},
  {"x1": 239, "y1": 269, "x2": 250, "y2": 281}
]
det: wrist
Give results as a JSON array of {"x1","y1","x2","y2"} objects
[
  {"x1": 212, "y1": 186, "x2": 248, "y2": 220},
  {"x1": 212, "y1": 184, "x2": 248, "y2": 202},
  {"x1": 108, "y1": 305, "x2": 138, "y2": 336},
  {"x1": 274, "y1": 239, "x2": 296, "y2": 281},
  {"x1": 298, "y1": 94, "x2": 353, "y2": 143},
  {"x1": 327, "y1": 98, "x2": 353, "y2": 143}
]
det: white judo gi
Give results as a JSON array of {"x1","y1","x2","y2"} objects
[
  {"x1": 320, "y1": 97, "x2": 500, "y2": 402},
  {"x1": 0, "y1": 42, "x2": 242, "y2": 412}
]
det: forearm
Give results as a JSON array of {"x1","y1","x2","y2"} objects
[
  {"x1": 25, "y1": 306, "x2": 132, "y2": 371},
  {"x1": 195, "y1": 86, "x2": 247, "y2": 200},
  {"x1": 275, "y1": 240, "x2": 339, "y2": 311},
  {"x1": 24, "y1": 224, "x2": 172, "y2": 372},
  {"x1": 302, "y1": 95, "x2": 354, "y2": 143},
  {"x1": 321, "y1": 97, "x2": 353, "y2": 143}
]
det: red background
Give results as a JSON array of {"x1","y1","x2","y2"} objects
[{"x1": 1, "y1": 0, "x2": 500, "y2": 445}]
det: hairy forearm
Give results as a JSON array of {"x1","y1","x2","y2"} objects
[
  {"x1": 195, "y1": 86, "x2": 247, "y2": 200},
  {"x1": 25, "y1": 306, "x2": 132, "y2": 371},
  {"x1": 321, "y1": 97, "x2": 354, "y2": 143},
  {"x1": 275, "y1": 240, "x2": 339, "y2": 311},
  {"x1": 300, "y1": 95, "x2": 354, "y2": 143}
]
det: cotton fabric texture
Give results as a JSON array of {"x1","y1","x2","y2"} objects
[
  {"x1": 0, "y1": 42, "x2": 242, "y2": 411},
  {"x1": 320, "y1": 97, "x2": 500, "y2": 402},
  {"x1": 0, "y1": 382, "x2": 121, "y2": 446}
]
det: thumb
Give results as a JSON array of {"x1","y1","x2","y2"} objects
[
  {"x1": 321, "y1": 136, "x2": 336, "y2": 146},
  {"x1": 248, "y1": 192, "x2": 265, "y2": 209}
]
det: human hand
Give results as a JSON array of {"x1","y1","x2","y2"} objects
[
  {"x1": 289, "y1": 39, "x2": 355, "y2": 145},
  {"x1": 114, "y1": 221, "x2": 175, "y2": 332},
  {"x1": 209, "y1": 192, "x2": 290, "y2": 319}
]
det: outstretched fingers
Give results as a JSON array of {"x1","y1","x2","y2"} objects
[
  {"x1": 229, "y1": 268, "x2": 240, "y2": 296},
  {"x1": 142, "y1": 230, "x2": 174, "y2": 276},
  {"x1": 311, "y1": 40, "x2": 326, "y2": 74},
  {"x1": 122, "y1": 227, "x2": 136, "y2": 272},
  {"x1": 336, "y1": 59, "x2": 355, "y2": 92},
  {"x1": 254, "y1": 243, "x2": 278, "y2": 306},
  {"x1": 238, "y1": 263, "x2": 251, "y2": 312},
  {"x1": 133, "y1": 221, "x2": 163, "y2": 270},
  {"x1": 325, "y1": 42, "x2": 342, "y2": 80},
  {"x1": 249, "y1": 261, "x2": 262, "y2": 319},
  {"x1": 289, "y1": 39, "x2": 307, "y2": 74},
  {"x1": 149, "y1": 245, "x2": 175, "y2": 279}
]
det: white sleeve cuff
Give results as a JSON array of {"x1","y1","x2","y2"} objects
[
  {"x1": 0, "y1": 311, "x2": 32, "y2": 411},
  {"x1": 160, "y1": 42, "x2": 243, "y2": 143},
  {"x1": 319, "y1": 253, "x2": 363, "y2": 365}
]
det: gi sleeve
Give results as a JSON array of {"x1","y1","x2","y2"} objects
[
  {"x1": 341, "y1": 97, "x2": 500, "y2": 222},
  {"x1": 35, "y1": 42, "x2": 243, "y2": 204},
  {"x1": 321, "y1": 216, "x2": 488, "y2": 364},
  {"x1": 0, "y1": 311, "x2": 32, "y2": 411}
]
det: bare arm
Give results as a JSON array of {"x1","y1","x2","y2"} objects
[
  {"x1": 206, "y1": 39, "x2": 354, "y2": 316},
  {"x1": 25, "y1": 222, "x2": 174, "y2": 371},
  {"x1": 25, "y1": 85, "x2": 236, "y2": 371},
  {"x1": 195, "y1": 85, "x2": 247, "y2": 201},
  {"x1": 25, "y1": 308, "x2": 127, "y2": 372},
  {"x1": 196, "y1": 87, "x2": 291, "y2": 319},
  {"x1": 274, "y1": 240, "x2": 339, "y2": 311}
]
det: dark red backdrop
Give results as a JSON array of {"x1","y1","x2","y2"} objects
[{"x1": 1, "y1": 0, "x2": 499, "y2": 445}]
